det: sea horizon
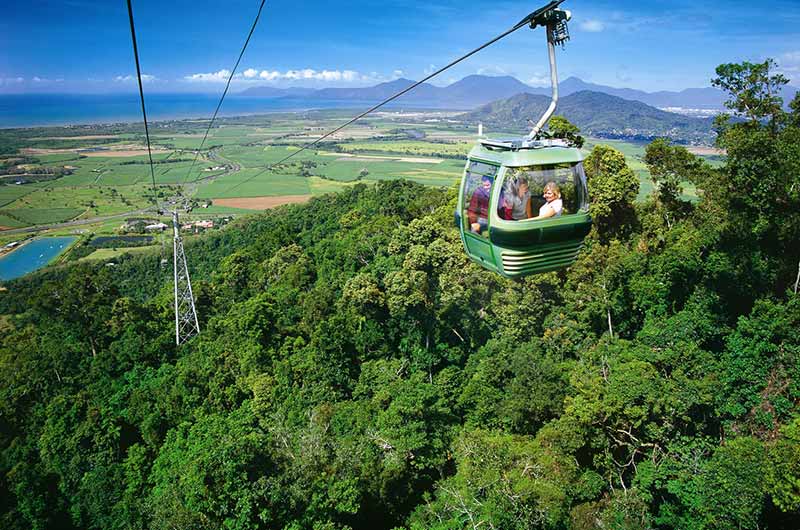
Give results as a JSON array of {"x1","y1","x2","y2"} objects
[{"x1": 0, "y1": 93, "x2": 448, "y2": 129}]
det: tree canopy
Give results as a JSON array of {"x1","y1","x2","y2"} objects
[{"x1": 1, "y1": 60, "x2": 799, "y2": 529}]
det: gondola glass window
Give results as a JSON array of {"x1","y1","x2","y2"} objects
[
  {"x1": 499, "y1": 162, "x2": 588, "y2": 220},
  {"x1": 462, "y1": 161, "x2": 499, "y2": 237}
]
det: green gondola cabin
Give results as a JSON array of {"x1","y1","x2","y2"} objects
[
  {"x1": 453, "y1": 2, "x2": 589, "y2": 277},
  {"x1": 455, "y1": 138, "x2": 591, "y2": 277}
]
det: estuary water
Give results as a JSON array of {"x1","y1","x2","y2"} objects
[
  {"x1": 0, "y1": 236, "x2": 76, "y2": 281},
  {"x1": 0, "y1": 94, "x2": 384, "y2": 128}
]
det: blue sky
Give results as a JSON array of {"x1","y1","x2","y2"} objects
[{"x1": 2, "y1": 0, "x2": 799, "y2": 94}]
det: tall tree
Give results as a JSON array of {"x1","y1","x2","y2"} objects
[
  {"x1": 548, "y1": 115, "x2": 584, "y2": 148},
  {"x1": 712, "y1": 59, "x2": 788, "y2": 132},
  {"x1": 643, "y1": 138, "x2": 701, "y2": 222},
  {"x1": 583, "y1": 144, "x2": 640, "y2": 242}
]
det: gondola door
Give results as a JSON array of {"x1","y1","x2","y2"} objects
[{"x1": 460, "y1": 160, "x2": 500, "y2": 269}]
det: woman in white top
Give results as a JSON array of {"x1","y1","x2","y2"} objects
[{"x1": 532, "y1": 181, "x2": 563, "y2": 220}]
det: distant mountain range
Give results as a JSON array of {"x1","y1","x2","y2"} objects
[
  {"x1": 461, "y1": 91, "x2": 717, "y2": 144},
  {"x1": 238, "y1": 74, "x2": 799, "y2": 113}
]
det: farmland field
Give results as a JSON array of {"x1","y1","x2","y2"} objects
[{"x1": 0, "y1": 110, "x2": 704, "y2": 236}]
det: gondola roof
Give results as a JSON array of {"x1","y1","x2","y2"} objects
[{"x1": 469, "y1": 140, "x2": 583, "y2": 167}]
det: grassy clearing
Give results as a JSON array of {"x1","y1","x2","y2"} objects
[
  {"x1": 221, "y1": 145, "x2": 320, "y2": 167},
  {"x1": 0, "y1": 214, "x2": 28, "y2": 228},
  {"x1": 195, "y1": 169, "x2": 311, "y2": 199},
  {"x1": 0, "y1": 185, "x2": 38, "y2": 208},
  {"x1": 79, "y1": 245, "x2": 160, "y2": 262},
  {"x1": 0, "y1": 207, "x2": 83, "y2": 225},
  {"x1": 193, "y1": 204, "x2": 258, "y2": 215},
  {"x1": 339, "y1": 140, "x2": 471, "y2": 158},
  {"x1": 5, "y1": 184, "x2": 154, "y2": 219}
]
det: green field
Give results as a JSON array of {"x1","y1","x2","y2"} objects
[
  {"x1": 339, "y1": 140, "x2": 471, "y2": 157},
  {"x1": 0, "y1": 185, "x2": 35, "y2": 208},
  {"x1": 0, "y1": 112, "x2": 715, "y2": 236},
  {"x1": 196, "y1": 168, "x2": 311, "y2": 199},
  {"x1": 79, "y1": 245, "x2": 160, "y2": 262},
  {"x1": 0, "y1": 207, "x2": 84, "y2": 225}
]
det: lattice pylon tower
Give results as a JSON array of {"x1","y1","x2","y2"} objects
[{"x1": 173, "y1": 210, "x2": 200, "y2": 345}]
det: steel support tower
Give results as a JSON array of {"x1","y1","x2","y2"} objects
[{"x1": 173, "y1": 209, "x2": 200, "y2": 345}]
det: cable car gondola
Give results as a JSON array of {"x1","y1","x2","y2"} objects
[{"x1": 455, "y1": 4, "x2": 591, "y2": 277}]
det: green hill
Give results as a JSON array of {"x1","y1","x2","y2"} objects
[{"x1": 462, "y1": 90, "x2": 716, "y2": 144}]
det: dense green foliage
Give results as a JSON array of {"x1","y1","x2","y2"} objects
[{"x1": 2, "y1": 63, "x2": 799, "y2": 529}]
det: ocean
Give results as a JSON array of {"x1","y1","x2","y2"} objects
[{"x1": 0, "y1": 93, "x2": 385, "y2": 128}]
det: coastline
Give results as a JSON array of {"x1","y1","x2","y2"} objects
[{"x1": 0, "y1": 93, "x2": 456, "y2": 130}]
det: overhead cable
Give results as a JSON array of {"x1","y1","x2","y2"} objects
[
  {"x1": 218, "y1": 0, "x2": 564, "y2": 196},
  {"x1": 126, "y1": 0, "x2": 159, "y2": 201},
  {"x1": 182, "y1": 0, "x2": 267, "y2": 187}
]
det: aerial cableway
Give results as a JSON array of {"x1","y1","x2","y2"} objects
[
  {"x1": 215, "y1": 2, "x2": 591, "y2": 276},
  {"x1": 125, "y1": 0, "x2": 266, "y2": 344},
  {"x1": 127, "y1": 0, "x2": 583, "y2": 343}
]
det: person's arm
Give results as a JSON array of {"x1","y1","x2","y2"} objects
[
  {"x1": 525, "y1": 197, "x2": 533, "y2": 219},
  {"x1": 532, "y1": 204, "x2": 556, "y2": 220}
]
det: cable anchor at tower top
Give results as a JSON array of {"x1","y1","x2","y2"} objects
[{"x1": 527, "y1": 4, "x2": 571, "y2": 46}]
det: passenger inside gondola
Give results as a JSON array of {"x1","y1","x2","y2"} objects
[
  {"x1": 468, "y1": 174, "x2": 493, "y2": 234},
  {"x1": 499, "y1": 175, "x2": 533, "y2": 220},
  {"x1": 532, "y1": 181, "x2": 563, "y2": 219}
]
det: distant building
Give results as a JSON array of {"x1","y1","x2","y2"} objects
[
  {"x1": 144, "y1": 222, "x2": 168, "y2": 231},
  {"x1": 123, "y1": 218, "x2": 157, "y2": 230}
]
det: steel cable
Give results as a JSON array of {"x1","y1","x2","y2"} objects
[
  {"x1": 217, "y1": 0, "x2": 563, "y2": 197},
  {"x1": 126, "y1": 0, "x2": 159, "y2": 202},
  {"x1": 182, "y1": 0, "x2": 267, "y2": 188}
]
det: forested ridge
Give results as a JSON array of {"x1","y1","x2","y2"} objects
[{"x1": 2, "y1": 62, "x2": 800, "y2": 529}]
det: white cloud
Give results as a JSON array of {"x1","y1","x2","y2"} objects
[
  {"x1": 184, "y1": 67, "x2": 418, "y2": 86},
  {"x1": 781, "y1": 51, "x2": 800, "y2": 62},
  {"x1": 528, "y1": 73, "x2": 550, "y2": 87},
  {"x1": 115, "y1": 74, "x2": 157, "y2": 83},
  {"x1": 477, "y1": 66, "x2": 508, "y2": 76},
  {"x1": 579, "y1": 19, "x2": 605, "y2": 32},
  {"x1": 30, "y1": 76, "x2": 64, "y2": 84},
  {"x1": 423, "y1": 64, "x2": 437, "y2": 76},
  {"x1": 186, "y1": 68, "x2": 371, "y2": 83},
  {"x1": 259, "y1": 70, "x2": 281, "y2": 80},
  {"x1": 184, "y1": 69, "x2": 231, "y2": 82},
  {"x1": 777, "y1": 51, "x2": 800, "y2": 82},
  {"x1": 0, "y1": 77, "x2": 24, "y2": 86},
  {"x1": 282, "y1": 69, "x2": 359, "y2": 81}
]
